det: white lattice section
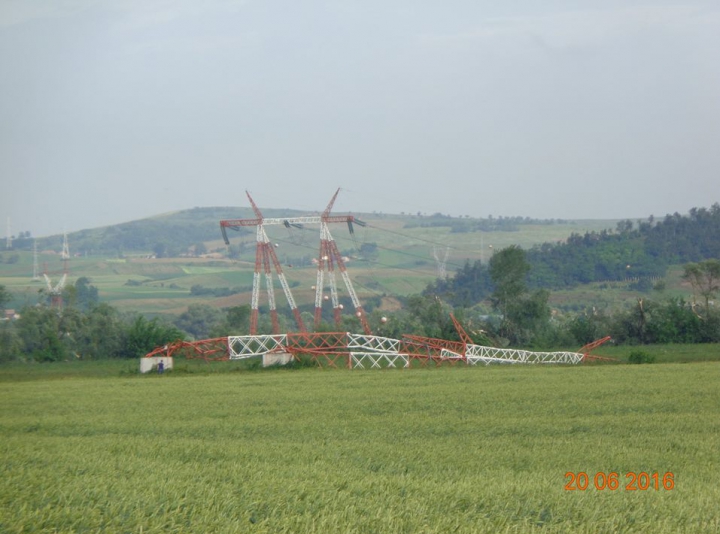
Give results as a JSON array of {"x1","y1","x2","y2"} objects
[
  {"x1": 225, "y1": 333, "x2": 583, "y2": 365},
  {"x1": 464, "y1": 344, "x2": 583, "y2": 365},
  {"x1": 229, "y1": 335, "x2": 288, "y2": 359},
  {"x1": 351, "y1": 353, "x2": 410, "y2": 369},
  {"x1": 347, "y1": 334, "x2": 402, "y2": 354},
  {"x1": 439, "y1": 349, "x2": 465, "y2": 361}
]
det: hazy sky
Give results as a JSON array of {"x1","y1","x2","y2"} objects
[{"x1": 1, "y1": 1, "x2": 719, "y2": 237}]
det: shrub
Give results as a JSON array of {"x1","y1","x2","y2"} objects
[{"x1": 628, "y1": 350, "x2": 655, "y2": 364}]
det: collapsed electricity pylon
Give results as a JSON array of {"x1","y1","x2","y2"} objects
[{"x1": 220, "y1": 190, "x2": 370, "y2": 335}]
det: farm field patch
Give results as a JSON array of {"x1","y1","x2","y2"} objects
[{"x1": 1, "y1": 362, "x2": 718, "y2": 533}]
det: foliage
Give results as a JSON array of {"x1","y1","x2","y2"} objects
[
  {"x1": 120, "y1": 315, "x2": 184, "y2": 358},
  {"x1": 358, "y1": 242, "x2": 378, "y2": 260},
  {"x1": 488, "y1": 246, "x2": 551, "y2": 345},
  {"x1": 189, "y1": 285, "x2": 242, "y2": 297},
  {"x1": 403, "y1": 214, "x2": 570, "y2": 233},
  {"x1": 0, "y1": 253, "x2": 20, "y2": 264},
  {"x1": 62, "y1": 277, "x2": 100, "y2": 312},
  {"x1": 2, "y1": 302, "x2": 184, "y2": 362},
  {"x1": 606, "y1": 297, "x2": 719, "y2": 345},
  {"x1": 525, "y1": 204, "x2": 720, "y2": 289},
  {"x1": 489, "y1": 246, "x2": 529, "y2": 309},
  {"x1": 682, "y1": 259, "x2": 720, "y2": 314},
  {"x1": 208, "y1": 305, "x2": 251, "y2": 337},
  {"x1": 193, "y1": 242, "x2": 208, "y2": 256},
  {"x1": 0, "y1": 321, "x2": 21, "y2": 362},
  {"x1": 0, "y1": 284, "x2": 10, "y2": 311},
  {"x1": 173, "y1": 304, "x2": 224, "y2": 339},
  {"x1": 36, "y1": 206, "x2": 304, "y2": 256},
  {"x1": 424, "y1": 260, "x2": 493, "y2": 308},
  {"x1": 13, "y1": 306, "x2": 68, "y2": 362},
  {"x1": 628, "y1": 349, "x2": 655, "y2": 364}
]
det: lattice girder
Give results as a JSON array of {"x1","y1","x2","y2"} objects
[
  {"x1": 229, "y1": 335, "x2": 288, "y2": 359},
  {"x1": 150, "y1": 332, "x2": 586, "y2": 367}
]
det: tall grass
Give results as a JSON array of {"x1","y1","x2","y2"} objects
[{"x1": 1, "y1": 363, "x2": 718, "y2": 532}]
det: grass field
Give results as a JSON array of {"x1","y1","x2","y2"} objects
[{"x1": 1, "y1": 359, "x2": 719, "y2": 533}]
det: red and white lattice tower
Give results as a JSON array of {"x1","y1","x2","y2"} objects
[
  {"x1": 314, "y1": 189, "x2": 371, "y2": 334},
  {"x1": 220, "y1": 189, "x2": 370, "y2": 335},
  {"x1": 43, "y1": 257, "x2": 68, "y2": 311},
  {"x1": 221, "y1": 191, "x2": 306, "y2": 335}
]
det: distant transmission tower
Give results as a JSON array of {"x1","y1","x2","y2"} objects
[
  {"x1": 44, "y1": 271, "x2": 67, "y2": 310},
  {"x1": 61, "y1": 230, "x2": 70, "y2": 260},
  {"x1": 32, "y1": 239, "x2": 40, "y2": 280},
  {"x1": 5, "y1": 217, "x2": 11, "y2": 250},
  {"x1": 43, "y1": 253, "x2": 69, "y2": 311},
  {"x1": 433, "y1": 245, "x2": 450, "y2": 279}
]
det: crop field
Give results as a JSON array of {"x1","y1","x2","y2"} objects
[{"x1": 1, "y1": 360, "x2": 719, "y2": 533}]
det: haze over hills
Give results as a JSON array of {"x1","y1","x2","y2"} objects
[{"x1": 12, "y1": 206, "x2": 618, "y2": 257}]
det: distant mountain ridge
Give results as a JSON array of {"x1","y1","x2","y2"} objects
[
  {"x1": 31, "y1": 206, "x2": 318, "y2": 256},
  {"x1": 30, "y1": 207, "x2": 579, "y2": 257}
]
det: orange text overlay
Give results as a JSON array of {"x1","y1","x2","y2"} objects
[{"x1": 564, "y1": 472, "x2": 675, "y2": 491}]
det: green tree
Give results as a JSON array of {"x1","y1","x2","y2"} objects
[
  {"x1": 489, "y1": 246, "x2": 551, "y2": 345},
  {"x1": 75, "y1": 277, "x2": 100, "y2": 311},
  {"x1": 72, "y1": 303, "x2": 126, "y2": 359},
  {"x1": 153, "y1": 242, "x2": 168, "y2": 258},
  {"x1": 683, "y1": 260, "x2": 720, "y2": 316},
  {"x1": 489, "y1": 246, "x2": 530, "y2": 315},
  {"x1": 489, "y1": 246, "x2": 528, "y2": 341},
  {"x1": 405, "y1": 294, "x2": 455, "y2": 339},
  {"x1": 174, "y1": 304, "x2": 224, "y2": 339},
  {"x1": 566, "y1": 310, "x2": 609, "y2": 345},
  {"x1": 15, "y1": 306, "x2": 67, "y2": 362},
  {"x1": 359, "y1": 242, "x2": 379, "y2": 260},
  {"x1": 210, "y1": 305, "x2": 252, "y2": 337},
  {"x1": 0, "y1": 284, "x2": 10, "y2": 311},
  {"x1": 0, "y1": 321, "x2": 20, "y2": 362},
  {"x1": 194, "y1": 242, "x2": 207, "y2": 256},
  {"x1": 121, "y1": 315, "x2": 184, "y2": 358}
]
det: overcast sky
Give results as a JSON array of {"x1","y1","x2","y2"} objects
[{"x1": 1, "y1": 0, "x2": 719, "y2": 237}]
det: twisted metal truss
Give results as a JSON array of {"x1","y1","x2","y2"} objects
[
  {"x1": 221, "y1": 332, "x2": 585, "y2": 368},
  {"x1": 146, "y1": 319, "x2": 603, "y2": 368},
  {"x1": 464, "y1": 345, "x2": 583, "y2": 365}
]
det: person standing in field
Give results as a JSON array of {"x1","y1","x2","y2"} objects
[{"x1": 158, "y1": 360, "x2": 164, "y2": 374}]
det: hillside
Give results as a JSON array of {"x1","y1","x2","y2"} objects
[
  {"x1": 4, "y1": 203, "x2": 719, "y2": 318},
  {"x1": 1, "y1": 209, "x2": 618, "y2": 315}
]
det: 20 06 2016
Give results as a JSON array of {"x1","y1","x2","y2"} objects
[{"x1": 564, "y1": 471, "x2": 675, "y2": 491}]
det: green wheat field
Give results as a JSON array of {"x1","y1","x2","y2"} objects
[{"x1": 1, "y1": 361, "x2": 719, "y2": 533}]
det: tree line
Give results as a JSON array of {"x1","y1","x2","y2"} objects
[
  {"x1": 2, "y1": 206, "x2": 719, "y2": 362},
  {"x1": 425, "y1": 245, "x2": 720, "y2": 348},
  {"x1": 428, "y1": 204, "x2": 720, "y2": 302},
  {"x1": 2, "y1": 254, "x2": 719, "y2": 363},
  {"x1": 528, "y1": 203, "x2": 720, "y2": 287}
]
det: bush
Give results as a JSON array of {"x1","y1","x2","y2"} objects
[{"x1": 628, "y1": 350, "x2": 655, "y2": 364}]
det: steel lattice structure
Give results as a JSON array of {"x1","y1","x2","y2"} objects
[
  {"x1": 145, "y1": 317, "x2": 613, "y2": 367},
  {"x1": 220, "y1": 189, "x2": 369, "y2": 335},
  {"x1": 145, "y1": 327, "x2": 613, "y2": 367},
  {"x1": 147, "y1": 195, "x2": 617, "y2": 369},
  {"x1": 221, "y1": 332, "x2": 587, "y2": 367}
]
